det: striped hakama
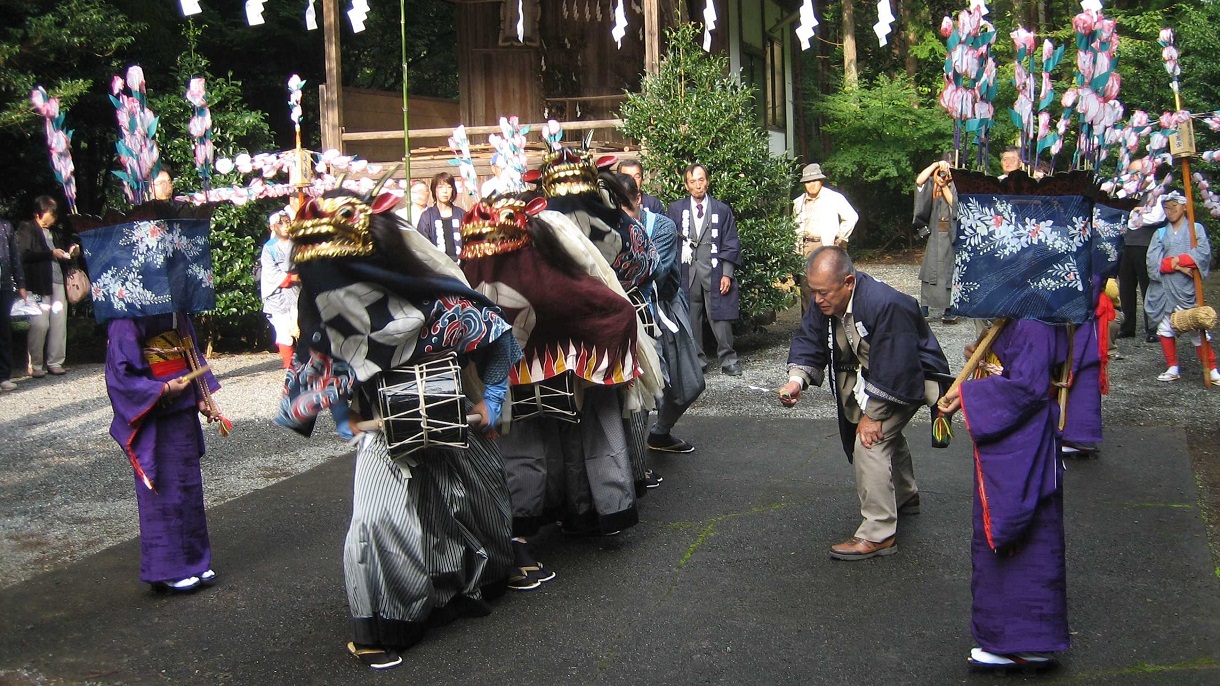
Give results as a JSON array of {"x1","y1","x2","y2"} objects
[
  {"x1": 345, "y1": 426, "x2": 514, "y2": 650},
  {"x1": 498, "y1": 386, "x2": 639, "y2": 536}
]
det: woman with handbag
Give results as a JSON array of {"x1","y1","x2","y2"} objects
[{"x1": 18, "y1": 195, "x2": 78, "y2": 377}]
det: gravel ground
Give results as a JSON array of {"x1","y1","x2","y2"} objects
[{"x1": 2, "y1": 259, "x2": 1217, "y2": 589}]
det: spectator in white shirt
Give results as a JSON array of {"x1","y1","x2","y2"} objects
[{"x1": 792, "y1": 163, "x2": 858, "y2": 311}]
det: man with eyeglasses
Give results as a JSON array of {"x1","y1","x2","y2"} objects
[{"x1": 779, "y1": 247, "x2": 949, "y2": 560}]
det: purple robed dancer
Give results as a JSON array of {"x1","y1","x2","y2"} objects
[
  {"x1": 943, "y1": 319, "x2": 1070, "y2": 671},
  {"x1": 106, "y1": 312, "x2": 220, "y2": 592},
  {"x1": 1061, "y1": 316, "x2": 1102, "y2": 454}
]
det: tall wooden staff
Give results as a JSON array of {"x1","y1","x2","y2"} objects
[{"x1": 1164, "y1": 28, "x2": 1214, "y2": 388}]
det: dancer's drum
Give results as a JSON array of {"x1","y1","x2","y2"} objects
[
  {"x1": 376, "y1": 353, "x2": 468, "y2": 459},
  {"x1": 510, "y1": 370, "x2": 579, "y2": 423}
]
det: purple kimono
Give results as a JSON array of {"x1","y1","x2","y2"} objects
[
  {"x1": 1062, "y1": 316, "x2": 1102, "y2": 448},
  {"x1": 959, "y1": 319, "x2": 1070, "y2": 655},
  {"x1": 106, "y1": 313, "x2": 219, "y2": 584}
]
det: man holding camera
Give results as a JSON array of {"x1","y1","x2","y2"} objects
[{"x1": 914, "y1": 158, "x2": 958, "y2": 324}]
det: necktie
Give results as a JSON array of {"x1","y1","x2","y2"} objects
[{"x1": 696, "y1": 202, "x2": 704, "y2": 220}]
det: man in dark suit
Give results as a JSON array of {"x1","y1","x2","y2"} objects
[
  {"x1": 665, "y1": 164, "x2": 742, "y2": 376},
  {"x1": 780, "y1": 247, "x2": 949, "y2": 560}
]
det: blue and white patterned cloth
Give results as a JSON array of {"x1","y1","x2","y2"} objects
[
  {"x1": 952, "y1": 194, "x2": 1093, "y2": 324},
  {"x1": 1091, "y1": 204, "x2": 1129, "y2": 281},
  {"x1": 79, "y1": 219, "x2": 215, "y2": 323}
]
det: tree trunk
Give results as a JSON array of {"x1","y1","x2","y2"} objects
[
  {"x1": 901, "y1": 0, "x2": 917, "y2": 79},
  {"x1": 842, "y1": 0, "x2": 858, "y2": 89}
]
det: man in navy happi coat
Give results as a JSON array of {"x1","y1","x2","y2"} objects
[
  {"x1": 780, "y1": 247, "x2": 948, "y2": 560},
  {"x1": 666, "y1": 163, "x2": 742, "y2": 376}
]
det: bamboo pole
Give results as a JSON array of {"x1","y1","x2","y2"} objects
[
  {"x1": 938, "y1": 318, "x2": 1008, "y2": 409},
  {"x1": 1173, "y1": 85, "x2": 1213, "y2": 388},
  {"x1": 400, "y1": 0, "x2": 411, "y2": 180}
]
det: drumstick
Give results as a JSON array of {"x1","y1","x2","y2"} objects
[{"x1": 178, "y1": 365, "x2": 211, "y2": 383}]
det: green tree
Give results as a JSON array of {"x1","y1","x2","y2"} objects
[
  {"x1": 812, "y1": 73, "x2": 953, "y2": 248},
  {"x1": 0, "y1": 0, "x2": 142, "y2": 216},
  {"x1": 150, "y1": 22, "x2": 276, "y2": 350},
  {"x1": 620, "y1": 24, "x2": 801, "y2": 323}
]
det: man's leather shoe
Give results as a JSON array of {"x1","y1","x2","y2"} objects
[
  {"x1": 898, "y1": 493, "x2": 920, "y2": 515},
  {"x1": 721, "y1": 362, "x2": 743, "y2": 376},
  {"x1": 829, "y1": 536, "x2": 897, "y2": 560},
  {"x1": 1145, "y1": 334, "x2": 1159, "y2": 343}
]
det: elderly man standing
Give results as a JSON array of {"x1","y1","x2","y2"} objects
[
  {"x1": 780, "y1": 247, "x2": 949, "y2": 560},
  {"x1": 1146, "y1": 191, "x2": 1218, "y2": 383},
  {"x1": 793, "y1": 163, "x2": 858, "y2": 311},
  {"x1": 666, "y1": 163, "x2": 743, "y2": 376}
]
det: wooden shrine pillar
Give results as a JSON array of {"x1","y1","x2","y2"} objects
[
  {"x1": 644, "y1": 0, "x2": 661, "y2": 74},
  {"x1": 321, "y1": 0, "x2": 345, "y2": 152}
]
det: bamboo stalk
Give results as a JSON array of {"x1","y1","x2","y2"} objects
[
  {"x1": 1178, "y1": 156, "x2": 1213, "y2": 388},
  {"x1": 1173, "y1": 88, "x2": 1213, "y2": 388},
  {"x1": 1057, "y1": 325, "x2": 1075, "y2": 431}
]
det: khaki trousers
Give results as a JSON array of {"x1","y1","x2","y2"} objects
[
  {"x1": 27, "y1": 282, "x2": 67, "y2": 372},
  {"x1": 851, "y1": 402, "x2": 920, "y2": 542}
]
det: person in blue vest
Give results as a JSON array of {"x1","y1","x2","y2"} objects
[{"x1": 665, "y1": 164, "x2": 742, "y2": 376}]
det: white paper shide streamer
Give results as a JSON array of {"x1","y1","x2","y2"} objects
[
  {"x1": 517, "y1": 0, "x2": 525, "y2": 42},
  {"x1": 795, "y1": 0, "x2": 819, "y2": 51},
  {"x1": 305, "y1": 0, "x2": 318, "y2": 31},
  {"x1": 702, "y1": 0, "x2": 718, "y2": 51},
  {"x1": 180, "y1": 0, "x2": 202, "y2": 16},
  {"x1": 873, "y1": 0, "x2": 894, "y2": 46},
  {"x1": 245, "y1": 0, "x2": 265, "y2": 26},
  {"x1": 612, "y1": 0, "x2": 628, "y2": 48},
  {"x1": 349, "y1": 0, "x2": 369, "y2": 33}
]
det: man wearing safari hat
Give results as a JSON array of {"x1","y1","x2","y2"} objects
[{"x1": 793, "y1": 163, "x2": 858, "y2": 311}]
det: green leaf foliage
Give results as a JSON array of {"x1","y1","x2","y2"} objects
[
  {"x1": 620, "y1": 24, "x2": 801, "y2": 324},
  {"x1": 148, "y1": 22, "x2": 276, "y2": 351},
  {"x1": 0, "y1": 0, "x2": 143, "y2": 216},
  {"x1": 816, "y1": 74, "x2": 953, "y2": 193}
]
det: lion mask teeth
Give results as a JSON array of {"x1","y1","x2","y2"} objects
[{"x1": 287, "y1": 197, "x2": 377, "y2": 262}]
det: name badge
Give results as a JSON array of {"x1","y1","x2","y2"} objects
[
  {"x1": 712, "y1": 213, "x2": 720, "y2": 224},
  {"x1": 855, "y1": 320, "x2": 869, "y2": 339}
]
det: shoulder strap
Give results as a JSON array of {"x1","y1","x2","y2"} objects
[{"x1": 643, "y1": 210, "x2": 657, "y2": 237}]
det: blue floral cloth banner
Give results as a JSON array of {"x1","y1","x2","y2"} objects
[
  {"x1": 1092, "y1": 204, "x2": 1129, "y2": 282},
  {"x1": 952, "y1": 194, "x2": 1093, "y2": 324},
  {"x1": 79, "y1": 218, "x2": 215, "y2": 323}
]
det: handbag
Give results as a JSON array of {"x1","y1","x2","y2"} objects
[{"x1": 65, "y1": 268, "x2": 91, "y2": 304}]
